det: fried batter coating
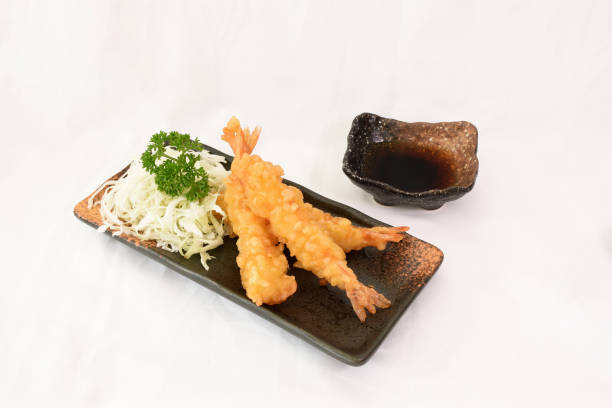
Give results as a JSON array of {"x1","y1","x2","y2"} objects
[
  {"x1": 224, "y1": 175, "x2": 296, "y2": 305},
  {"x1": 284, "y1": 186, "x2": 408, "y2": 251},
  {"x1": 238, "y1": 155, "x2": 391, "y2": 322},
  {"x1": 221, "y1": 118, "x2": 296, "y2": 305}
]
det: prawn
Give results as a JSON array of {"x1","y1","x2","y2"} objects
[
  {"x1": 221, "y1": 118, "x2": 296, "y2": 305},
  {"x1": 284, "y1": 185, "x2": 408, "y2": 252}
]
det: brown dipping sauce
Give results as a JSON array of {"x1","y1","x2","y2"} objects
[{"x1": 362, "y1": 142, "x2": 457, "y2": 193}]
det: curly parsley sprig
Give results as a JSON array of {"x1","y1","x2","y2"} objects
[{"x1": 141, "y1": 131, "x2": 210, "y2": 201}]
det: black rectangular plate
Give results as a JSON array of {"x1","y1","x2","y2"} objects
[{"x1": 74, "y1": 144, "x2": 444, "y2": 366}]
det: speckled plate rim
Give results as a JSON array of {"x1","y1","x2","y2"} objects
[{"x1": 74, "y1": 144, "x2": 444, "y2": 366}]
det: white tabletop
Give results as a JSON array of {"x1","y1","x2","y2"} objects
[{"x1": 2, "y1": 1, "x2": 611, "y2": 406}]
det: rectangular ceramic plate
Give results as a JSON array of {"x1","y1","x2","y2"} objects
[{"x1": 74, "y1": 144, "x2": 444, "y2": 366}]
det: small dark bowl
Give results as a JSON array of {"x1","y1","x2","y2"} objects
[{"x1": 342, "y1": 113, "x2": 478, "y2": 210}]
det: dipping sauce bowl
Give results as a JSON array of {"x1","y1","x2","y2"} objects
[{"x1": 342, "y1": 113, "x2": 478, "y2": 210}]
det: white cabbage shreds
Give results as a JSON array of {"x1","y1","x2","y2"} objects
[{"x1": 88, "y1": 147, "x2": 230, "y2": 269}]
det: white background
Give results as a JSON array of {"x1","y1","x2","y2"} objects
[{"x1": 1, "y1": 1, "x2": 611, "y2": 406}]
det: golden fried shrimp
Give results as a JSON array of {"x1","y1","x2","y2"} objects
[
  {"x1": 224, "y1": 175, "x2": 296, "y2": 305},
  {"x1": 239, "y1": 155, "x2": 391, "y2": 321},
  {"x1": 221, "y1": 118, "x2": 296, "y2": 305},
  {"x1": 285, "y1": 187, "x2": 408, "y2": 251},
  {"x1": 280, "y1": 185, "x2": 408, "y2": 251}
]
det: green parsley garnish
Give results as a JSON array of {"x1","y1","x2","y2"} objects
[{"x1": 141, "y1": 131, "x2": 210, "y2": 201}]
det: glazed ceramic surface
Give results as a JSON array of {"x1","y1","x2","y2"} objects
[{"x1": 343, "y1": 113, "x2": 478, "y2": 209}]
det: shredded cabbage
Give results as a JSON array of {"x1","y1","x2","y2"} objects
[{"x1": 88, "y1": 147, "x2": 230, "y2": 269}]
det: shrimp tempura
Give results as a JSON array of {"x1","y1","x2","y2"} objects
[
  {"x1": 221, "y1": 116, "x2": 408, "y2": 321},
  {"x1": 222, "y1": 118, "x2": 296, "y2": 305},
  {"x1": 238, "y1": 155, "x2": 392, "y2": 322},
  {"x1": 284, "y1": 186, "x2": 408, "y2": 252}
]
